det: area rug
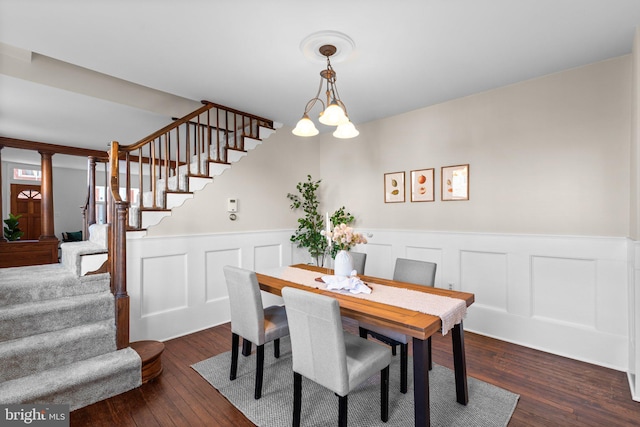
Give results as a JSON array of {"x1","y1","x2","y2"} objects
[{"x1": 192, "y1": 338, "x2": 519, "y2": 426}]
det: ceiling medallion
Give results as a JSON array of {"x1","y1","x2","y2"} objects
[{"x1": 300, "y1": 30, "x2": 355, "y2": 64}]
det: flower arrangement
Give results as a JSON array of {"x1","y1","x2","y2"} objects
[{"x1": 322, "y1": 223, "x2": 368, "y2": 253}]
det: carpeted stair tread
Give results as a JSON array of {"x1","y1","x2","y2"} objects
[
  {"x1": 0, "y1": 347, "x2": 142, "y2": 411},
  {"x1": 0, "y1": 239, "x2": 144, "y2": 410},
  {"x1": 60, "y1": 241, "x2": 108, "y2": 276},
  {"x1": 0, "y1": 263, "x2": 110, "y2": 307},
  {"x1": 0, "y1": 320, "x2": 116, "y2": 383},
  {"x1": 0, "y1": 291, "x2": 114, "y2": 342}
]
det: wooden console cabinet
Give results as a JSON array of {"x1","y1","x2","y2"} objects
[{"x1": 0, "y1": 239, "x2": 59, "y2": 268}]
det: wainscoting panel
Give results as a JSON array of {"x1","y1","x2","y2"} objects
[
  {"x1": 628, "y1": 240, "x2": 640, "y2": 401},
  {"x1": 127, "y1": 230, "x2": 295, "y2": 342},
  {"x1": 127, "y1": 228, "x2": 629, "y2": 371},
  {"x1": 205, "y1": 249, "x2": 240, "y2": 303},
  {"x1": 362, "y1": 242, "x2": 394, "y2": 278},
  {"x1": 460, "y1": 251, "x2": 508, "y2": 311},
  {"x1": 354, "y1": 229, "x2": 628, "y2": 370},
  {"x1": 254, "y1": 244, "x2": 282, "y2": 272},
  {"x1": 140, "y1": 254, "x2": 188, "y2": 318},
  {"x1": 531, "y1": 256, "x2": 596, "y2": 326},
  {"x1": 406, "y1": 246, "x2": 444, "y2": 285}
]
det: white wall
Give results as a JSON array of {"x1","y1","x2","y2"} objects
[
  {"x1": 127, "y1": 229, "x2": 628, "y2": 371},
  {"x1": 53, "y1": 165, "x2": 87, "y2": 237},
  {"x1": 127, "y1": 230, "x2": 308, "y2": 341}
]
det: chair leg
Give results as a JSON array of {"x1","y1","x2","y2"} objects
[
  {"x1": 254, "y1": 344, "x2": 265, "y2": 399},
  {"x1": 293, "y1": 372, "x2": 302, "y2": 427},
  {"x1": 428, "y1": 337, "x2": 432, "y2": 371},
  {"x1": 400, "y1": 343, "x2": 408, "y2": 394},
  {"x1": 274, "y1": 338, "x2": 280, "y2": 359},
  {"x1": 338, "y1": 394, "x2": 348, "y2": 427},
  {"x1": 381, "y1": 365, "x2": 390, "y2": 422},
  {"x1": 361, "y1": 326, "x2": 399, "y2": 356},
  {"x1": 358, "y1": 326, "x2": 368, "y2": 338},
  {"x1": 391, "y1": 344, "x2": 397, "y2": 356},
  {"x1": 242, "y1": 338, "x2": 252, "y2": 356},
  {"x1": 230, "y1": 333, "x2": 239, "y2": 381}
]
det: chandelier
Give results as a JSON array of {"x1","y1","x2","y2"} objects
[{"x1": 292, "y1": 44, "x2": 359, "y2": 139}]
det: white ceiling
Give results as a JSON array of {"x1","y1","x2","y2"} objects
[{"x1": 1, "y1": 0, "x2": 640, "y2": 168}]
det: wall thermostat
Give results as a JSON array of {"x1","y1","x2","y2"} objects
[{"x1": 227, "y1": 198, "x2": 238, "y2": 212}]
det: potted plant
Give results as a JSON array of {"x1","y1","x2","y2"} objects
[
  {"x1": 287, "y1": 175, "x2": 365, "y2": 267},
  {"x1": 3, "y1": 213, "x2": 25, "y2": 241}
]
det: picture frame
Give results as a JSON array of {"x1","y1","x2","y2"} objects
[
  {"x1": 441, "y1": 164, "x2": 469, "y2": 201},
  {"x1": 410, "y1": 168, "x2": 435, "y2": 202},
  {"x1": 384, "y1": 171, "x2": 405, "y2": 203}
]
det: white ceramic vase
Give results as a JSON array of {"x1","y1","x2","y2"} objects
[{"x1": 334, "y1": 250, "x2": 354, "y2": 277}]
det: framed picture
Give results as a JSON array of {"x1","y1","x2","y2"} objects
[
  {"x1": 441, "y1": 164, "x2": 469, "y2": 201},
  {"x1": 384, "y1": 172, "x2": 405, "y2": 203},
  {"x1": 410, "y1": 168, "x2": 435, "y2": 202}
]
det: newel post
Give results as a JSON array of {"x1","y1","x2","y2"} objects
[
  {"x1": 114, "y1": 199, "x2": 130, "y2": 349},
  {"x1": 109, "y1": 141, "x2": 130, "y2": 349}
]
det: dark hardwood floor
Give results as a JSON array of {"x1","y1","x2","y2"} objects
[{"x1": 71, "y1": 320, "x2": 640, "y2": 426}]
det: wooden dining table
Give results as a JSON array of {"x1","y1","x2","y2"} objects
[{"x1": 256, "y1": 264, "x2": 475, "y2": 427}]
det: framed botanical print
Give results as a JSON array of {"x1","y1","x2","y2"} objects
[
  {"x1": 410, "y1": 168, "x2": 435, "y2": 202},
  {"x1": 384, "y1": 171, "x2": 405, "y2": 203},
  {"x1": 441, "y1": 164, "x2": 469, "y2": 201}
]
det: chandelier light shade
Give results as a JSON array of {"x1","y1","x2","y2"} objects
[
  {"x1": 292, "y1": 113, "x2": 319, "y2": 136},
  {"x1": 318, "y1": 101, "x2": 348, "y2": 126},
  {"x1": 292, "y1": 44, "x2": 359, "y2": 139},
  {"x1": 333, "y1": 120, "x2": 359, "y2": 139}
]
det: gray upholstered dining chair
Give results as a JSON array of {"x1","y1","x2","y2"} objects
[
  {"x1": 223, "y1": 265, "x2": 290, "y2": 399},
  {"x1": 281, "y1": 287, "x2": 391, "y2": 427},
  {"x1": 350, "y1": 251, "x2": 367, "y2": 275},
  {"x1": 358, "y1": 258, "x2": 437, "y2": 394}
]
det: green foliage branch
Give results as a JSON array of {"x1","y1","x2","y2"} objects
[
  {"x1": 328, "y1": 207, "x2": 355, "y2": 258},
  {"x1": 287, "y1": 175, "x2": 362, "y2": 265}
]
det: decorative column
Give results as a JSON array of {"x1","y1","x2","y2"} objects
[
  {"x1": 0, "y1": 145, "x2": 5, "y2": 242},
  {"x1": 39, "y1": 150, "x2": 57, "y2": 240}
]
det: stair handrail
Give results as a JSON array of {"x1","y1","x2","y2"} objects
[{"x1": 120, "y1": 100, "x2": 274, "y2": 152}]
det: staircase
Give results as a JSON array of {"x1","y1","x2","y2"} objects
[
  {"x1": 0, "y1": 100, "x2": 276, "y2": 411},
  {"x1": 101, "y1": 100, "x2": 277, "y2": 355},
  {"x1": 0, "y1": 257, "x2": 141, "y2": 410},
  {"x1": 116, "y1": 100, "x2": 278, "y2": 234}
]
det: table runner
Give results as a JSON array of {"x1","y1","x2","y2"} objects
[{"x1": 278, "y1": 266, "x2": 466, "y2": 335}]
